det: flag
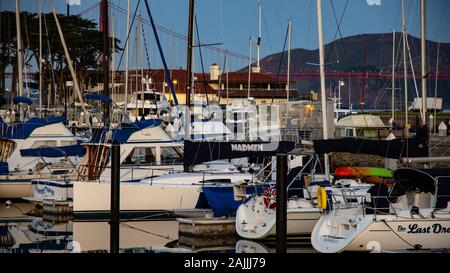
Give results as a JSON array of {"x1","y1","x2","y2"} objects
[{"x1": 67, "y1": 0, "x2": 81, "y2": 6}]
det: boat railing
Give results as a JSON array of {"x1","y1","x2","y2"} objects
[
  {"x1": 361, "y1": 196, "x2": 399, "y2": 218},
  {"x1": 330, "y1": 188, "x2": 367, "y2": 208}
]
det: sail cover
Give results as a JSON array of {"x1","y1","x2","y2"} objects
[
  {"x1": 184, "y1": 140, "x2": 295, "y2": 170},
  {"x1": 313, "y1": 126, "x2": 429, "y2": 159},
  {"x1": 20, "y1": 144, "x2": 86, "y2": 158}
]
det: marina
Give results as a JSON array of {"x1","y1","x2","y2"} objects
[{"x1": 1, "y1": 0, "x2": 450, "y2": 260}]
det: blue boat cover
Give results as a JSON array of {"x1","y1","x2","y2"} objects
[
  {"x1": 20, "y1": 144, "x2": 86, "y2": 158},
  {"x1": 184, "y1": 141, "x2": 295, "y2": 170},
  {"x1": 393, "y1": 168, "x2": 450, "y2": 209},
  {"x1": 85, "y1": 93, "x2": 113, "y2": 104},
  {"x1": 313, "y1": 126, "x2": 429, "y2": 159},
  {"x1": 89, "y1": 119, "x2": 163, "y2": 144},
  {"x1": 0, "y1": 116, "x2": 65, "y2": 140},
  {"x1": 0, "y1": 162, "x2": 9, "y2": 175},
  {"x1": 0, "y1": 226, "x2": 8, "y2": 236},
  {"x1": 13, "y1": 96, "x2": 33, "y2": 105}
]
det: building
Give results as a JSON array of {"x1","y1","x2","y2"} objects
[
  {"x1": 335, "y1": 114, "x2": 388, "y2": 139},
  {"x1": 85, "y1": 65, "x2": 298, "y2": 106}
]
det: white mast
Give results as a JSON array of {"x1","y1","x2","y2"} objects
[
  {"x1": 420, "y1": 0, "x2": 427, "y2": 125},
  {"x1": 402, "y1": 0, "x2": 409, "y2": 129},
  {"x1": 286, "y1": 20, "x2": 292, "y2": 102},
  {"x1": 316, "y1": 0, "x2": 330, "y2": 178},
  {"x1": 391, "y1": 30, "x2": 396, "y2": 123},
  {"x1": 39, "y1": 0, "x2": 43, "y2": 117},
  {"x1": 15, "y1": 0, "x2": 23, "y2": 98},
  {"x1": 248, "y1": 36, "x2": 252, "y2": 98},
  {"x1": 125, "y1": 0, "x2": 130, "y2": 114},
  {"x1": 255, "y1": 0, "x2": 262, "y2": 73},
  {"x1": 434, "y1": 43, "x2": 440, "y2": 134}
]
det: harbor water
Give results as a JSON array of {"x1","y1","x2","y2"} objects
[{"x1": 0, "y1": 202, "x2": 317, "y2": 254}]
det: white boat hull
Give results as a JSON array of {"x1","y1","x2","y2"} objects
[
  {"x1": 236, "y1": 197, "x2": 321, "y2": 240},
  {"x1": 0, "y1": 180, "x2": 32, "y2": 199},
  {"x1": 73, "y1": 181, "x2": 202, "y2": 216},
  {"x1": 312, "y1": 208, "x2": 450, "y2": 253},
  {"x1": 28, "y1": 180, "x2": 73, "y2": 202}
]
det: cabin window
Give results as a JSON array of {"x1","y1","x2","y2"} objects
[
  {"x1": 32, "y1": 141, "x2": 57, "y2": 148},
  {"x1": 123, "y1": 147, "x2": 156, "y2": 165},
  {"x1": 61, "y1": 140, "x2": 77, "y2": 146},
  {"x1": 160, "y1": 147, "x2": 184, "y2": 164},
  {"x1": 200, "y1": 179, "x2": 232, "y2": 184},
  {"x1": 299, "y1": 131, "x2": 312, "y2": 140},
  {"x1": 345, "y1": 128, "x2": 354, "y2": 137}
]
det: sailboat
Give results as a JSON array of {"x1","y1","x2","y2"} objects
[
  {"x1": 312, "y1": 0, "x2": 450, "y2": 253},
  {"x1": 312, "y1": 168, "x2": 450, "y2": 252},
  {"x1": 0, "y1": 1, "x2": 85, "y2": 199}
]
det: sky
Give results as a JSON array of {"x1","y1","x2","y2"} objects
[{"x1": 1, "y1": 0, "x2": 449, "y2": 71}]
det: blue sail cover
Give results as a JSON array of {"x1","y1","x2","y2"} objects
[
  {"x1": 85, "y1": 93, "x2": 113, "y2": 104},
  {"x1": 184, "y1": 140, "x2": 296, "y2": 170},
  {"x1": 13, "y1": 96, "x2": 33, "y2": 105},
  {"x1": 89, "y1": 119, "x2": 163, "y2": 144},
  {"x1": 0, "y1": 116, "x2": 65, "y2": 140},
  {"x1": 20, "y1": 144, "x2": 86, "y2": 158},
  {"x1": 313, "y1": 126, "x2": 429, "y2": 159}
]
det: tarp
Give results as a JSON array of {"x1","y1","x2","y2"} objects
[
  {"x1": 184, "y1": 140, "x2": 295, "y2": 170},
  {"x1": 13, "y1": 96, "x2": 33, "y2": 105},
  {"x1": 20, "y1": 144, "x2": 86, "y2": 158},
  {"x1": 313, "y1": 126, "x2": 429, "y2": 159},
  {"x1": 85, "y1": 93, "x2": 113, "y2": 104},
  {"x1": 89, "y1": 119, "x2": 163, "y2": 144},
  {"x1": 0, "y1": 116, "x2": 65, "y2": 140}
]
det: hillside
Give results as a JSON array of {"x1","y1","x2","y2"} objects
[{"x1": 253, "y1": 33, "x2": 450, "y2": 109}]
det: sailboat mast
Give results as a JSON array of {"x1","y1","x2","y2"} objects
[
  {"x1": 256, "y1": 0, "x2": 262, "y2": 72},
  {"x1": 420, "y1": 0, "x2": 427, "y2": 125},
  {"x1": 391, "y1": 30, "x2": 395, "y2": 123},
  {"x1": 402, "y1": 0, "x2": 408, "y2": 129},
  {"x1": 15, "y1": 0, "x2": 23, "y2": 98},
  {"x1": 286, "y1": 20, "x2": 292, "y2": 102},
  {"x1": 316, "y1": 0, "x2": 330, "y2": 178},
  {"x1": 248, "y1": 37, "x2": 252, "y2": 99},
  {"x1": 102, "y1": 0, "x2": 110, "y2": 127},
  {"x1": 434, "y1": 43, "x2": 440, "y2": 134},
  {"x1": 186, "y1": 0, "x2": 195, "y2": 108},
  {"x1": 125, "y1": 0, "x2": 130, "y2": 114},
  {"x1": 39, "y1": 0, "x2": 43, "y2": 117}
]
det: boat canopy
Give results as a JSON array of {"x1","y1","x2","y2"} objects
[
  {"x1": 392, "y1": 168, "x2": 450, "y2": 209},
  {"x1": 184, "y1": 140, "x2": 295, "y2": 171},
  {"x1": 0, "y1": 116, "x2": 65, "y2": 140},
  {"x1": 313, "y1": 126, "x2": 429, "y2": 159},
  {"x1": 85, "y1": 93, "x2": 113, "y2": 104},
  {"x1": 20, "y1": 144, "x2": 86, "y2": 158},
  {"x1": 89, "y1": 119, "x2": 163, "y2": 144},
  {"x1": 13, "y1": 96, "x2": 33, "y2": 105}
]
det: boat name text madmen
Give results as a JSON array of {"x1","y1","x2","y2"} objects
[
  {"x1": 231, "y1": 144, "x2": 264, "y2": 152},
  {"x1": 399, "y1": 224, "x2": 450, "y2": 234}
]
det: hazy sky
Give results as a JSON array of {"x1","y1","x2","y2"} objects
[{"x1": 1, "y1": 0, "x2": 449, "y2": 71}]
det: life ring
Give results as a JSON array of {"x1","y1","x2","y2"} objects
[
  {"x1": 317, "y1": 187, "x2": 328, "y2": 210},
  {"x1": 263, "y1": 187, "x2": 277, "y2": 209}
]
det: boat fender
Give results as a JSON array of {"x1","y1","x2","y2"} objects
[
  {"x1": 263, "y1": 187, "x2": 276, "y2": 209},
  {"x1": 317, "y1": 187, "x2": 328, "y2": 210}
]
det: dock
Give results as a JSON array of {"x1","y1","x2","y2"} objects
[{"x1": 177, "y1": 218, "x2": 237, "y2": 249}]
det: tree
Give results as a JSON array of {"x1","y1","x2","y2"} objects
[{"x1": 0, "y1": 11, "x2": 122, "y2": 109}]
